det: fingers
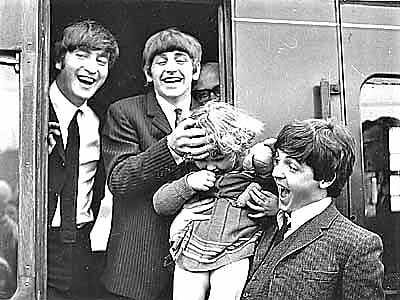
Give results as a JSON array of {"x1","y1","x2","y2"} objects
[
  {"x1": 49, "y1": 122, "x2": 61, "y2": 136},
  {"x1": 248, "y1": 211, "x2": 268, "y2": 219},
  {"x1": 263, "y1": 138, "x2": 276, "y2": 147}
]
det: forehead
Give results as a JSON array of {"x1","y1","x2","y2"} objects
[{"x1": 153, "y1": 50, "x2": 191, "y2": 60}]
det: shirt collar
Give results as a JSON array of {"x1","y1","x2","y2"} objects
[
  {"x1": 278, "y1": 197, "x2": 332, "y2": 235},
  {"x1": 289, "y1": 197, "x2": 332, "y2": 233},
  {"x1": 155, "y1": 94, "x2": 191, "y2": 123}
]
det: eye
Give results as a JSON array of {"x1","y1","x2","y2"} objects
[
  {"x1": 175, "y1": 56, "x2": 189, "y2": 64},
  {"x1": 288, "y1": 163, "x2": 299, "y2": 172},
  {"x1": 74, "y1": 50, "x2": 89, "y2": 59},
  {"x1": 97, "y1": 57, "x2": 109, "y2": 66},
  {"x1": 154, "y1": 57, "x2": 167, "y2": 65}
]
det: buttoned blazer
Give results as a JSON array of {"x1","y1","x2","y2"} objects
[
  {"x1": 101, "y1": 90, "x2": 197, "y2": 300},
  {"x1": 242, "y1": 202, "x2": 385, "y2": 300},
  {"x1": 47, "y1": 102, "x2": 105, "y2": 227}
]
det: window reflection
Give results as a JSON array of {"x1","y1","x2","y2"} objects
[
  {"x1": 360, "y1": 76, "x2": 400, "y2": 293},
  {"x1": 0, "y1": 51, "x2": 19, "y2": 299}
]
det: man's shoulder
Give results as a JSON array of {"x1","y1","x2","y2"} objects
[
  {"x1": 110, "y1": 93, "x2": 147, "y2": 108},
  {"x1": 329, "y1": 211, "x2": 382, "y2": 245}
]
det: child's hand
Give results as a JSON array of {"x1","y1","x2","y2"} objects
[
  {"x1": 246, "y1": 185, "x2": 279, "y2": 218},
  {"x1": 187, "y1": 170, "x2": 216, "y2": 191},
  {"x1": 243, "y1": 138, "x2": 275, "y2": 177}
]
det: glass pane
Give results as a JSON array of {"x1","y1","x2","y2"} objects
[
  {"x1": 360, "y1": 76, "x2": 400, "y2": 294},
  {"x1": 0, "y1": 51, "x2": 19, "y2": 299}
]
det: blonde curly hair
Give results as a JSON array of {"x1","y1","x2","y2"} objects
[{"x1": 190, "y1": 101, "x2": 264, "y2": 158}]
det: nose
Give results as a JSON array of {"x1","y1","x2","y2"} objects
[
  {"x1": 272, "y1": 161, "x2": 284, "y2": 179},
  {"x1": 83, "y1": 57, "x2": 98, "y2": 74},
  {"x1": 165, "y1": 60, "x2": 179, "y2": 73}
]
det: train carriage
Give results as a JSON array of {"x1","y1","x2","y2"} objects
[{"x1": 0, "y1": 0, "x2": 399, "y2": 299}]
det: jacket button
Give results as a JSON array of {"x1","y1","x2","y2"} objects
[
  {"x1": 61, "y1": 162, "x2": 65, "y2": 167},
  {"x1": 242, "y1": 292, "x2": 249, "y2": 298}
]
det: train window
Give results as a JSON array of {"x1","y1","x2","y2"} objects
[
  {"x1": 360, "y1": 75, "x2": 400, "y2": 295},
  {"x1": 0, "y1": 50, "x2": 19, "y2": 298}
]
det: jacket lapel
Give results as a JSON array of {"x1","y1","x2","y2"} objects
[
  {"x1": 49, "y1": 101, "x2": 66, "y2": 163},
  {"x1": 275, "y1": 203, "x2": 340, "y2": 265},
  {"x1": 249, "y1": 224, "x2": 278, "y2": 278},
  {"x1": 146, "y1": 91, "x2": 172, "y2": 135}
]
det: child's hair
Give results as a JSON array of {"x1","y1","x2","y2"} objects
[
  {"x1": 54, "y1": 20, "x2": 120, "y2": 68},
  {"x1": 142, "y1": 27, "x2": 202, "y2": 76},
  {"x1": 274, "y1": 118, "x2": 355, "y2": 197},
  {"x1": 189, "y1": 101, "x2": 264, "y2": 158}
]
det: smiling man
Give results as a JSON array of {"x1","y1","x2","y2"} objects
[
  {"x1": 47, "y1": 20, "x2": 119, "y2": 300},
  {"x1": 101, "y1": 28, "x2": 211, "y2": 300},
  {"x1": 241, "y1": 119, "x2": 385, "y2": 300}
]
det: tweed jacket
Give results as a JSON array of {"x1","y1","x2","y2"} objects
[
  {"x1": 101, "y1": 90, "x2": 198, "y2": 300},
  {"x1": 241, "y1": 202, "x2": 385, "y2": 300},
  {"x1": 47, "y1": 102, "x2": 105, "y2": 227}
]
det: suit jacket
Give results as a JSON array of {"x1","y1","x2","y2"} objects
[
  {"x1": 241, "y1": 202, "x2": 385, "y2": 300},
  {"x1": 101, "y1": 90, "x2": 198, "y2": 299},
  {"x1": 48, "y1": 102, "x2": 105, "y2": 228}
]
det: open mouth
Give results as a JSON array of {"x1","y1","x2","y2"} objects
[
  {"x1": 77, "y1": 75, "x2": 96, "y2": 86},
  {"x1": 277, "y1": 184, "x2": 290, "y2": 200},
  {"x1": 162, "y1": 77, "x2": 183, "y2": 83}
]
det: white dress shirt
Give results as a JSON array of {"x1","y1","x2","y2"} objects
[
  {"x1": 280, "y1": 197, "x2": 332, "y2": 239},
  {"x1": 49, "y1": 82, "x2": 100, "y2": 227}
]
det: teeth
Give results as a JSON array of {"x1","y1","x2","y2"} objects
[
  {"x1": 77, "y1": 76, "x2": 95, "y2": 85},
  {"x1": 163, "y1": 78, "x2": 182, "y2": 83},
  {"x1": 278, "y1": 185, "x2": 289, "y2": 198}
]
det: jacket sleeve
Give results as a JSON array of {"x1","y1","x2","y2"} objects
[
  {"x1": 153, "y1": 174, "x2": 197, "y2": 216},
  {"x1": 102, "y1": 100, "x2": 178, "y2": 199},
  {"x1": 343, "y1": 232, "x2": 385, "y2": 300}
]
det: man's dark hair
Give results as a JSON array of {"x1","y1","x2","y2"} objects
[
  {"x1": 142, "y1": 27, "x2": 202, "y2": 76},
  {"x1": 54, "y1": 20, "x2": 119, "y2": 68}
]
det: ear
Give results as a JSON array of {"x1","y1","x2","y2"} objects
[
  {"x1": 192, "y1": 62, "x2": 201, "y2": 81},
  {"x1": 144, "y1": 68, "x2": 153, "y2": 83},
  {"x1": 55, "y1": 61, "x2": 62, "y2": 70},
  {"x1": 319, "y1": 174, "x2": 336, "y2": 189}
]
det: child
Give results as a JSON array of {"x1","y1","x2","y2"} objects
[{"x1": 153, "y1": 101, "x2": 278, "y2": 300}]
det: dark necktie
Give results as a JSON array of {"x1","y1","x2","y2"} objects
[
  {"x1": 274, "y1": 210, "x2": 291, "y2": 246},
  {"x1": 60, "y1": 110, "x2": 81, "y2": 243},
  {"x1": 174, "y1": 108, "x2": 182, "y2": 128}
]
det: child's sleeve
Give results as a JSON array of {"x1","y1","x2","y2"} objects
[{"x1": 153, "y1": 173, "x2": 197, "y2": 216}]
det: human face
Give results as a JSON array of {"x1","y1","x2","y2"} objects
[
  {"x1": 56, "y1": 49, "x2": 109, "y2": 107},
  {"x1": 193, "y1": 65, "x2": 220, "y2": 104},
  {"x1": 146, "y1": 50, "x2": 200, "y2": 104},
  {"x1": 272, "y1": 149, "x2": 326, "y2": 212},
  {"x1": 195, "y1": 152, "x2": 236, "y2": 174}
]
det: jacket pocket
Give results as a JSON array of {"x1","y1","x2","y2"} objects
[{"x1": 303, "y1": 269, "x2": 339, "y2": 282}]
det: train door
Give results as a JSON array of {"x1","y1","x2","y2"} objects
[
  {"x1": 340, "y1": 1, "x2": 400, "y2": 298},
  {"x1": 0, "y1": 0, "x2": 48, "y2": 299}
]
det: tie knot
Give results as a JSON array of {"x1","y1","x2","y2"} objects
[
  {"x1": 277, "y1": 210, "x2": 291, "y2": 230},
  {"x1": 174, "y1": 108, "x2": 183, "y2": 128}
]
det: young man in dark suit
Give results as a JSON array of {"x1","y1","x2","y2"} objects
[
  {"x1": 47, "y1": 20, "x2": 119, "y2": 300},
  {"x1": 101, "y1": 28, "x2": 211, "y2": 300},
  {"x1": 241, "y1": 119, "x2": 385, "y2": 300}
]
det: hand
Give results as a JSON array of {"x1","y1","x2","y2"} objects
[
  {"x1": 167, "y1": 118, "x2": 212, "y2": 160},
  {"x1": 48, "y1": 122, "x2": 61, "y2": 154},
  {"x1": 243, "y1": 138, "x2": 276, "y2": 171},
  {"x1": 246, "y1": 185, "x2": 278, "y2": 218},
  {"x1": 170, "y1": 199, "x2": 213, "y2": 242},
  {"x1": 187, "y1": 170, "x2": 216, "y2": 191}
]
